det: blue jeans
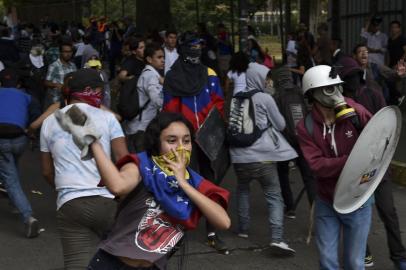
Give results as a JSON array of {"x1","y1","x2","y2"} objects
[
  {"x1": 0, "y1": 136, "x2": 32, "y2": 223},
  {"x1": 315, "y1": 197, "x2": 372, "y2": 270},
  {"x1": 234, "y1": 162, "x2": 284, "y2": 242}
]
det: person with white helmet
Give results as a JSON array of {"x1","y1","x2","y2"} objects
[{"x1": 296, "y1": 65, "x2": 373, "y2": 270}]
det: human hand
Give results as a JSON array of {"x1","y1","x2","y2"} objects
[
  {"x1": 158, "y1": 76, "x2": 164, "y2": 85},
  {"x1": 54, "y1": 105, "x2": 102, "y2": 160},
  {"x1": 162, "y1": 149, "x2": 188, "y2": 184}
]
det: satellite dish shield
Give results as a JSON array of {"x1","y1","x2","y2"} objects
[{"x1": 333, "y1": 106, "x2": 402, "y2": 214}]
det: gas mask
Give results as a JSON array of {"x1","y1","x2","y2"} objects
[{"x1": 312, "y1": 84, "x2": 356, "y2": 121}]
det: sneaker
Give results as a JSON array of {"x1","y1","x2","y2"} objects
[
  {"x1": 364, "y1": 254, "x2": 374, "y2": 267},
  {"x1": 269, "y1": 242, "x2": 296, "y2": 256},
  {"x1": 25, "y1": 217, "x2": 39, "y2": 238},
  {"x1": 207, "y1": 234, "x2": 229, "y2": 255},
  {"x1": 0, "y1": 181, "x2": 7, "y2": 196},
  {"x1": 237, "y1": 233, "x2": 248, "y2": 239},
  {"x1": 395, "y1": 259, "x2": 406, "y2": 270},
  {"x1": 284, "y1": 210, "x2": 296, "y2": 219}
]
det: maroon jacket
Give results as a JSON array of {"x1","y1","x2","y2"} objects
[{"x1": 296, "y1": 98, "x2": 372, "y2": 203}]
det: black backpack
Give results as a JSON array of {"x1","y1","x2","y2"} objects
[
  {"x1": 117, "y1": 70, "x2": 150, "y2": 121},
  {"x1": 227, "y1": 89, "x2": 266, "y2": 147}
]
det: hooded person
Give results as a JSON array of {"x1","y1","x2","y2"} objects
[
  {"x1": 228, "y1": 62, "x2": 298, "y2": 255},
  {"x1": 40, "y1": 68, "x2": 128, "y2": 269},
  {"x1": 272, "y1": 67, "x2": 316, "y2": 218},
  {"x1": 337, "y1": 56, "x2": 386, "y2": 115},
  {"x1": 296, "y1": 65, "x2": 373, "y2": 270},
  {"x1": 162, "y1": 31, "x2": 228, "y2": 253},
  {"x1": 17, "y1": 44, "x2": 47, "y2": 106}
]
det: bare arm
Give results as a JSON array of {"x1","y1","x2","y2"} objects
[
  {"x1": 289, "y1": 65, "x2": 305, "y2": 75},
  {"x1": 41, "y1": 152, "x2": 55, "y2": 188},
  {"x1": 118, "y1": 70, "x2": 134, "y2": 82},
  {"x1": 44, "y1": 80, "x2": 63, "y2": 90},
  {"x1": 91, "y1": 141, "x2": 141, "y2": 197},
  {"x1": 30, "y1": 102, "x2": 60, "y2": 131},
  {"x1": 111, "y1": 137, "x2": 129, "y2": 162}
]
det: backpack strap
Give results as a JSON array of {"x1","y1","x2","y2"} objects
[
  {"x1": 137, "y1": 68, "x2": 154, "y2": 121},
  {"x1": 304, "y1": 113, "x2": 314, "y2": 137},
  {"x1": 350, "y1": 114, "x2": 362, "y2": 134}
]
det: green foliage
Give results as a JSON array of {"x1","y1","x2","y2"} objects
[{"x1": 90, "y1": 0, "x2": 136, "y2": 21}]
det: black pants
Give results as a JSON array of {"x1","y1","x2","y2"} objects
[
  {"x1": 367, "y1": 176, "x2": 406, "y2": 262},
  {"x1": 190, "y1": 143, "x2": 217, "y2": 234},
  {"x1": 277, "y1": 146, "x2": 316, "y2": 211},
  {"x1": 88, "y1": 249, "x2": 159, "y2": 270}
]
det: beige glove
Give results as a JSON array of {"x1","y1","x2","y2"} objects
[{"x1": 54, "y1": 105, "x2": 101, "y2": 160}]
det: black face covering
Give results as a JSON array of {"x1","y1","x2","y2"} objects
[
  {"x1": 163, "y1": 44, "x2": 208, "y2": 97},
  {"x1": 182, "y1": 46, "x2": 202, "y2": 64}
]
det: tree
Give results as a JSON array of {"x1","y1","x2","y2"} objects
[{"x1": 136, "y1": 0, "x2": 172, "y2": 34}]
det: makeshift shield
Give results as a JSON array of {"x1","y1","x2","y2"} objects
[
  {"x1": 333, "y1": 106, "x2": 402, "y2": 214},
  {"x1": 195, "y1": 107, "x2": 230, "y2": 183}
]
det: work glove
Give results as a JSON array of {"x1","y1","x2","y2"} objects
[{"x1": 54, "y1": 105, "x2": 101, "y2": 160}]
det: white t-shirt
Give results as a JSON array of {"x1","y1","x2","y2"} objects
[
  {"x1": 40, "y1": 103, "x2": 124, "y2": 210},
  {"x1": 227, "y1": 71, "x2": 246, "y2": 94},
  {"x1": 164, "y1": 46, "x2": 179, "y2": 75}
]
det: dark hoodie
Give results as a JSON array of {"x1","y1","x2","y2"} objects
[
  {"x1": 338, "y1": 56, "x2": 386, "y2": 115},
  {"x1": 296, "y1": 98, "x2": 372, "y2": 203}
]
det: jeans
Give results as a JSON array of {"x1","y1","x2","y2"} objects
[
  {"x1": 234, "y1": 162, "x2": 284, "y2": 242},
  {"x1": 0, "y1": 136, "x2": 32, "y2": 223},
  {"x1": 315, "y1": 197, "x2": 372, "y2": 270},
  {"x1": 57, "y1": 196, "x2": 117, "y2": 270},
  {"x1": 88, "y1": 249, "x2": 159, "y2": 270}
]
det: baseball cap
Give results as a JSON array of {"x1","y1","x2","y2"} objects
[
  {"x1": 0, "y1": 68, "x2": 19, "y2": 88},
  {"x1": 68, "y1": 69, "x2": 104, "y2": 93}
]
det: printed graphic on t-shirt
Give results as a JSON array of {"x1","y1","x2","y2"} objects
[{"x1": 135, "y1": 198, "x2": 184, "y2": 254}]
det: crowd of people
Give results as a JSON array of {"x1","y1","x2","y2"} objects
[{"x1": 0, "y1": 13, "x2": 406, "y2": 270}]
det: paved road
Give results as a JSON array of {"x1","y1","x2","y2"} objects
[{"x1": 1, "y1": 149, "x2": 405, "y2": 270}]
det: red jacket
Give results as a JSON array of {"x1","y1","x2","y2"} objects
[{"x1": 296, "y1": 98, "x2": 372, "y2": 203}]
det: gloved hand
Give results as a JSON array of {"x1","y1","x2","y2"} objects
[{"x1": 54, "y1": 105, "x2": 101, "y2": 160}]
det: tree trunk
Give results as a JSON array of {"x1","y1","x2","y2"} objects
[
  {"x1": 136, "y1": 0, "x2": 171, "y2": 34},
  {"x1": 299, "y1": 0, "x2": 310, "y2": 25},
  {"x1": 284, "y1": 0, "x2": 291, "y2": 34}
]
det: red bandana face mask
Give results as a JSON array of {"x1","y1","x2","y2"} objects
[{"x1": 70, "y1": 88, "x2": 102, "y2": 108}]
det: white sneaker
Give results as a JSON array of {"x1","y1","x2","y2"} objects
[
  {"x1": 269, "y1": 242, "x2": 296, "y2": 256},
  {"x1": 237, "y1": 233, "x2": 248, "y2": 239}
]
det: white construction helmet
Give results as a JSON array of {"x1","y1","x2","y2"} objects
[{"x1": 302, "y1": 65, "x2": 344, "y2": 95}]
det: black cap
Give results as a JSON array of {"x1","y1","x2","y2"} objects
[
  {"x1": 179, "y1": 31, "x2": 203, "y2": 46},
  {"x1": 0, "y1": 68, "x2": 20, "y2": 88},
  {"x1": 68, "y1": 69, "x2": 104, "y2": 93}
]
